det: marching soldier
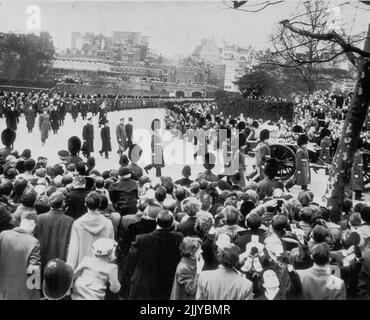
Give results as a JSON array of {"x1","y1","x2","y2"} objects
[
  {"x1": 319, "y1": 128, "x2": 332, "y2": 175},
  {"x1": 287, "y1": 134, "x2": 311, "y2": 191},
  {"x1": 248, "y1": 129, "x2": 270, "y2": 182}
]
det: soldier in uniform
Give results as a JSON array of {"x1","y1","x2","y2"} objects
[
  {"x1": 67, "y1": 136, "x2": 83, "y2": 165},
  {"x1": 289, "y1": 134, "x2": 311, "y2": 191},
  {"x1": 0, "y1": 128, "x2": 16, "y2": 166},
  {"x1": 250, "y1": 129, "x2": 270, "y2": 182},
  {"x1": 350, "y1": 140, "x2": 365, "y2": 201},
  {"x1": 319, "y1": 128, "x2": 332, "y2": 175},
  {"x1": 81, "y1": 116, "x2": 94, "y2": 158},
  {"x1": 196, "y1": 152, "x2": 218, "y2": 182}
]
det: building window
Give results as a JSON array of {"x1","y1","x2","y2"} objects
[{"x1": 163, "y1": 68, "x2": 168, "y2": 75}]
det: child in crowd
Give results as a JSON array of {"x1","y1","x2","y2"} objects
[{"x1": 71, "y1": 238, "x2": 121, "y2": 300}]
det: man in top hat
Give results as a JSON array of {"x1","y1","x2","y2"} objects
[
  {"x1": 71, "y1": 100, "x2": 79, "y2": 123},
  {"x1": 99, "y1": 119, "x2": 112, "y2": 159},
  {"x1": 116, "y1": 117, "x2": 127, "y2": 156},
  {"x1": 125, "y1": 117, "x2": 134, "y2": 149},
  {"x1": 81, "y1": 116, "x2": 94, "y2": 158},
  {"x1": 5, "y1": 104, "x2": 19, "y2": 131},
  {"x1": 50, "y1": 105, "x2": 60, "y2": 134},
  {"x1": 80, "y1": 99, "x2": 88, "y2": 120}
]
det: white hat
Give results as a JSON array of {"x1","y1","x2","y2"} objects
[{"x1": 92, "y1": 238, "x2": 117, "y2": 257}]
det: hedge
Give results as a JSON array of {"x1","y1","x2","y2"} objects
[
  {"x1": 215, "y1": 91, "x2": 294, "y2": 122},
  {"x1": 0, "y1": 79, "x2": 56, "y2": 88}
]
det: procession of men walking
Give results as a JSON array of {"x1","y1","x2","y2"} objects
[{"x1": 2, "y1": 91, "x2": 134, "y2": 160}]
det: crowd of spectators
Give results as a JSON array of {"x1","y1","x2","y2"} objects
[{"x1": 0, "y1": 89, "x2": 369, "y2": 301}]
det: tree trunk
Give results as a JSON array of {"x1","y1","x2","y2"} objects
[{"x1": 324, "y1": 58, "x2": 370, "y2": 218}]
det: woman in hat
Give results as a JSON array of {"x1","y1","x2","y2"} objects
[
  {"x1": 39, "y1": 108, "x2": 50, "y2": 146},
  {"x1": 71, "y1": 238, "x2": 120, "y2": 300},
  {"x1": 99, "y1": 119, "x2": 112, "y2": 159}
]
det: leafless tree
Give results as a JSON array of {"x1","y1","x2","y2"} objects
[{"x1": 231, "y1": 0, "x2": 370, "y2": 214}]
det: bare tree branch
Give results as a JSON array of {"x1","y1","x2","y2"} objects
[
  {"x1": 226, "y1": 0, "x2": 284, "y2": 12},
  {"x1": 279, "y1": 19, "x2": 365, "y2": 65}
]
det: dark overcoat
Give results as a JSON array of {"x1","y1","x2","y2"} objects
[
  {"x1": 82, "y1": 123, "x2": 94, "y2": 152},
  {"x1": 126, "y1": 229, "x2": 183, "y2": 300},
  {"x1": 101, "y1": 126, "x2": 112, "y2": 152}
]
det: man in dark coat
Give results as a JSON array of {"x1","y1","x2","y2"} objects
[
  {"x1": 25, "y1": 105, "x2": 36, "y2": 133},
  {"x1": 124, "y1": 210, "x2": 183, "y2": 300},
  {"x1": 125, "y1": 117, "x2": 134, "y2": 149},
  {"x1": 58, "y1": 100, "x2": 66, "y2": 126},
  {"x1": 34, "y1": 192, "x2": 74, "y2": 274},
  {"x1": 99, "y1": 119, "x2": 112, "y2": 159},
  {"x1": 109, "y1": 167, "x2": 138, "y2": 216},
  {"x1": 81, "y1": 116, "x2": 94, "y2": 158},
  {"x1": 71, "y1": 100, "x2": 79, "y2": 122},
  {"x1": 116, "y1": 118, "x2": 127, "y2": 155},
  {"x1": 65, "y1": 175, "x2": 88, "y2": 220},
  {"x1": 50, "y1": 105, "x2": 60, "y2": 134},
  {"x1": 80, "y1": 99, "x2": 88, "y2": 120},
  {"x1": 5, "y1": 105, "x2": 19, "y2": 131}
]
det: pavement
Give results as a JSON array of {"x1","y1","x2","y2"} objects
[{"x1": 1, "y1": 109, "x2": 369, "y2": 206}]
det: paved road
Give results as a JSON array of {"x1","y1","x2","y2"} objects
[{"x1": 1, "y1": 109, "x2": 368, "y2": 206}]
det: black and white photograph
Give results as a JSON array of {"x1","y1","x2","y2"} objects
[{"x1": 0, "y1": 0, "x2": 370, "y2": 306}]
